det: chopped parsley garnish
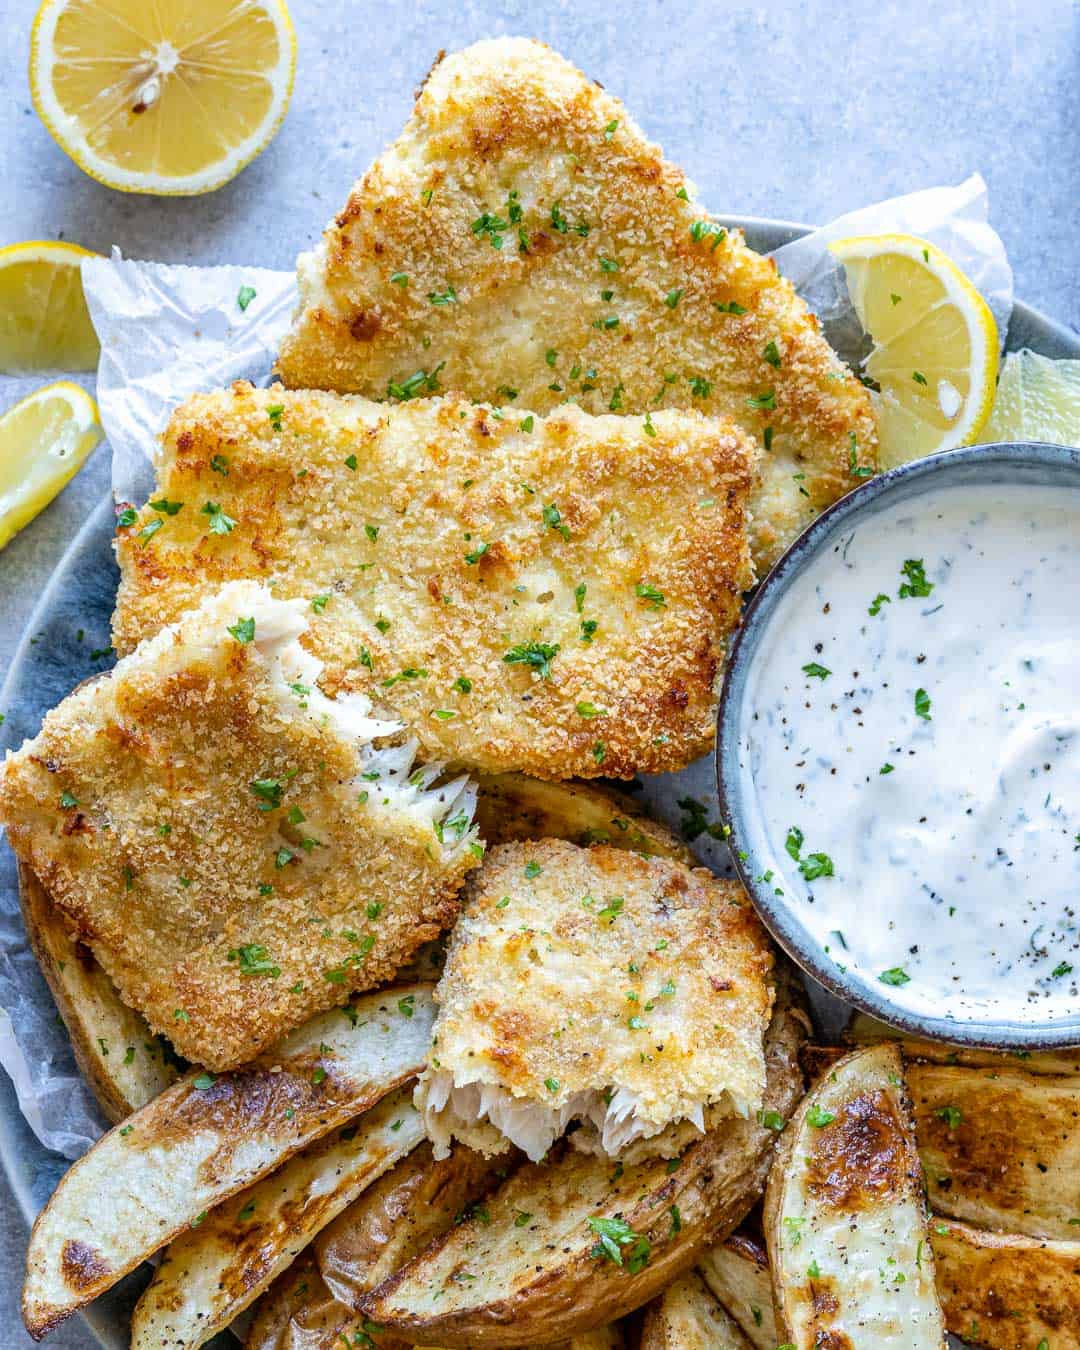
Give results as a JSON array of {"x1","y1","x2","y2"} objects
[
  {"x1": 267, "y1": 404, "x2": 284, "y2": 431},
  {"x1": 250, "y1": 778, "x2": 284, "y2": 811},
  {"x1": 936, "y1": 1105, "x2": 963, "y2": 1129},
  {"x1": 364, "y1": 523, "x2": 379, "y2": 543},
  {"x1": 150, "y1": 497, "x2": 183, "y2": 516},
  {"x1": 524, "y1": 861, "x2": 543, "y2": 879},
  {"x1": 236, "y1": 285, "x2": 256, "y2": 311},
  {"x1": 898, "y1": 558, "x2": 934, "y2": 599},
  {"x1": 344, "y1": 454, "x2": 358, "y2": 471},
  {"x1": 201, "y1": 501, "x2": 237, "y2": 535},
  {"x1": 452, "y1": 676, "x2": 473, "y2": 694},
  {"x1": 544, "y1": 1077, "x2": 560, "y2": 1093},
  {"x1": 600, "y1": 256, "x2": 619, "y2": 273},
  {"x1": 210, "y1": 454, "x2": 229, "y2": 476},
  {"x1": 227, "y1": 944, "x2": 280, "y2": 978},
  {"x1": 635, "y1": 582, "x2": 666, "y2": 610},
  {"x1": 757, "y1": 1108, "x2": 785, "y2": 1132},
  {"x1": 763, "y1": 340, "x2": 781, "y2": 368},
  {"x1": 848, "y1": 431, "x2": 873, "y2": 478},
  {"x1": 504, "y1": 641, "x2": 559, "y2": 679},
  {"x1": 543, "y1": 502, "x2": 570, "y2": 540},
  {"x1": 59, "y1": 791, "x2": 78, "y2": 809},
  {"x1": 913, "y1": 371, "x2": 928, "y2": 386},
  {"x1": 799, "y1": 852, "x2": 834, "y2": 881},
  {"x1": 574, "y1": 582, "x2": 587, "y2": 613},
  {"x1": 228, "y1": 616, "x2": 255, "y2": 644},
  {"x1": 879, "y1": 966, "x2": 911, "y2": 986},
  {"x1": 915, "y1": 687, "x2": 932, "y2": 720},
  {"x1": 715, "y1": 300, "x2": 747, "y2": 315},
  {"x1": 785, "y1": 826, "x2": 804, "y2": 860},
  {"x1": 580, "y1": 618, "x2": 598, "y2": 644},
  {"x1": 519, "y1": 415, "x2": 534, "y2": 433},
  {"x1": 390, "y1": 271, "x2": 409, "y2": 286},
  {"x1": 807, "y1": 1105, "x2": 836, "y2": 1127},
  {"x1": 869, "y1": 592, "x2": 891, "y2": 616},
  {"x1": 514, "y1": 1210, "x2": 533, "y2": 1227},
  {"x1": 747, "y1": 388, "x2": 776, "y2": 411},
  {"x1": 136, "y1": 517, "x2": 163, "y2": 546},
  {"x1": 592, "y1": 741, "x2": 607, "y2": 763},
  {"x1": 381, "y1": 667, "x2": 428, "y2": 687},
  {"x1": 664, "y1": 287, "x2": 683, "y2": 309},
  {"x1": 398, "y1": 994, "x2": 415, "y2": 1018},
  {"x1": 428, "y1": 284, "x2": 457, "y2": 306},
  {"x1": 387, "y1": 363, "x2": 444, "y2": 401},
  {"x1": 604, "y1": 119, "x2": 619, "y2": 140},
  {"x1": 1051, "y1": 961, "x2": 1073, "y2": 978},
  {"x1": 802, "y1": 662, "x2": 831, "y2": 680},
  {"x1": 472, "y1": 211, "x2": 508, "y2": 248},
  {"x1": 116, "y1": 506, "x2": 138, "y2": 528},
  {"x1": 689, "y1": 219, "x2": 726, "y2": 248},
  {"x1": 588, "y1": 1216, "x2": 650, "y2": 1273},
  {"x1": 880, "y1": 762, "x2": 895, "y2": 775},
  {"x1": 576, "y1": 701, "x2": 607, "y2": 719},
  {"x1": 311, "y1": 594, "x2": 330, "y2": 614},
  {"x1": 193, "y1": 1072, "x2": 216, "y2": 1090}
]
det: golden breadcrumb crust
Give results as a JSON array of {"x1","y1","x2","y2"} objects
[
  {"x1": 0, "y1": 591, "x2": 473, "y2": 1071},
  {"x1": 421, "y1": 839, "x2": 774, "y2": 1135},
  {"x1": 276, "y1": 36, "x2": 877, "y2": 571},
  {"x1": 112, "y1": 384, "x2": 758, "y2": 780}
]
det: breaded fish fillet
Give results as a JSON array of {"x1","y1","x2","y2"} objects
[
  {"x1": 414, "y1": 839, "x2": 775, "y2": 1162},
  {"x1": 0, "y1": 582, "x2": 478, "y2": 1071},
  {"x1": 276, "y1": 37, "x2": 877, "y2": 571},
  {"x1": 111, "y1": 384, "x2": 757, "y2": 780}
]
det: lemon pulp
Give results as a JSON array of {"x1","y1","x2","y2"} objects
[{"x1": 0, "y1": 241, "x2": 100, "y2": 373}]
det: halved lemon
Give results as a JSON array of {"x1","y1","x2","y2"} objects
[
  {"x1": 0, "y1": 383, "x2": 103, "y2": 551},
  {"x1": 830, "y1": 233, "x2": 999, "y2": 467},
  {"x1": 29, "y1": 0, "x2": 296, "y2": 196},
  {"x1": 983, "y1": 348, "x2": 1080, "y2": 446},
  {"x1": 0, "y1": 241, "x2": 100, "y2": 373}
]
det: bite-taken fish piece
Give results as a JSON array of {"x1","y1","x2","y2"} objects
[
  {"x1": 414, "y1": 838, "x2": 775, "y2": 1163},
  {"x1": 0, "y1": 581, "x2": 479, "y2": 1071},
  {"x1": 111, "y1": 384, "x2": 758, "y2": 780},
  {"x1": 275, "y1": 37, "x2": 877, "y2": 572}
]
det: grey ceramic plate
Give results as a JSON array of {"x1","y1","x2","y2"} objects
[{"x1": 1, "y1": 217, "x2": 1077, "y2": 1349}]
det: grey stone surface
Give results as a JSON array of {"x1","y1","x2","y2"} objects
[{"x1": 0, "y1": 0, "x2": 1077, "y2": 1343}]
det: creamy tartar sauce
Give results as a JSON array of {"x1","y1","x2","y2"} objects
[{"x1": 741, "y1": 481, "x2": 1080, "y2": 1025}]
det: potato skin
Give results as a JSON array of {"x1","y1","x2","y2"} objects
[{"x1": 361, "y1": 984, "x2": 807, "y2": 1345}]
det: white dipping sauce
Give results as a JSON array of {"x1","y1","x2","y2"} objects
[{"x1": 742, "y1": 480, "x2": 1080, "y2": 1025}]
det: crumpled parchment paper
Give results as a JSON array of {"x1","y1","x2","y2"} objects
[{"x1": 0, "y1": 177, "x2": 1013, "y2": 1159}]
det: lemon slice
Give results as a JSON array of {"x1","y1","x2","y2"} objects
[
  {"x1": 0, "y1": 241, "x2": 100, "y2": 374},
  {"x1": 30, "y1": 0, "x2": 296, "y2": 196},
  {"x1": 829, "y1": 233, "x2": 999, "y2": 467},
  {"x1": 0, "y1": 383, "x2": 103, "y2": 550},
  {"x1": 983, "y1": 348, "x2": 1080, "y2": 446}
]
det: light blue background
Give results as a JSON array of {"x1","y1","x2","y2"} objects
[{"x1": 1, "y1": 0, "x2": 1077, "y2": 1343}]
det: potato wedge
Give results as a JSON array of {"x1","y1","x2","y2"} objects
[
  {"x1": 361, "y1": 990, "x2": 807, "y2": 1345},
  {"x1": 18, "y1": 861, "x2": 179, "y2": 1122},
  {"x1": 909, "y1": 1062, "x2": 1080, "y2": 1240},
  {"x1": 247, "y1": 1251, "x2": 364, "y2": 1349},
  {"x1": 131, "y1": 1085, "x2": 424, "y2": 1348},
  {"x1": 640, "y1": 1270, "x2": 752, "y2": 1350},
  {"x1": 696, "y1": 1234, "x2": 777, "y2": 1350},
  {"x1": 845, "y1": 1013, "x2": 1080, "y2": 1075},
  {"x1": 764, "y1": 1043, "x2": 946, "y2": 1347},
  {"x1": 317, "y1": 1141, "x2": 514, "y2": 1307},
  {"x1": 930, "y1": 1218, "x2": 1080, "y2": 1349},
  {"x1": 474, "y1": 775, "x2": 691, "y2": 863},
  {"x1": 22, "y1": 984, "x2": 432, "y2": 1339}
]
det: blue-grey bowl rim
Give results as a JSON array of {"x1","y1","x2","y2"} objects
[{"x1": 716, "y1": 440, "x2": 1080, "y2": 1050}]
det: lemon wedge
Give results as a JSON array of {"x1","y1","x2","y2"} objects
[
  {"x1": 983, "y1": 349, "x2": 1080, "y2": 446},
  {"x1": 0, "y1": 383, "x2": 103, "y2": 551},
  {"x1": 0, "y1": 241, "x2": 100, "y2": 374},
  {"x1": 29, "y1": 0, "x2": 296, "y2": 196},
  {"x1": 829, "y1": 233, "x2": 999, "y2": 467}
]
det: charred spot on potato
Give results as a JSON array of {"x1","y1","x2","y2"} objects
[
  {"x1": 60, "y1": 1238, "x2": 110, "y2": 1291},
  {"x1": 349, "y1": 311, "x2": 382, "y2": 342},
  {"x1": 803, "y1": 1089, "x2": 907, "y2": 1211}
]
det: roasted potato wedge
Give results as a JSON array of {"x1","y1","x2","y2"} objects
[
  {"x1": 317, "y1": 1141, "x2": 514, "y2": 1308},
  {"x1": 18, "y1": 862, "x2": 178, "y2": 1122},
  {"x1": 909, "y1": 1061, "x2": 1080, "y2": 1239},
  {"x1": 931, "y1": 1218, "x2": 1080, "y2": 1349},
  {"x1": 845, "y1": 1013, "x2": 1080, "y2": 1075},
  {"x1": 246, "y1": 1251, "x2": 364, "y2": 1350},
  {"x1": 764, "y1": 1043, "x2": 946, "y2": 1347},
  {"x1": 360, "y1": 990, "x2": 807, "y2": 1345},
  {"x1": 474, "y1": 775, "x2": 691, "y2": 863},
  {"x1": 131, "y1": 1085, "x2": 424, "y2": 1348},
  {"x1": 640, "y1": 1269, "x2": 751, "y2": 1349},
  {"x1": 696, "y1": 1233, "x2": 777, "y2": 1350},
  {"x1": 22, "y1": 985, "x2": 432, "y2": 1339}
]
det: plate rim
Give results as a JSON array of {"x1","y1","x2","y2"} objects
[{"x1": 1, "y1": 213, "x2": 1077, "y2": 1348}]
